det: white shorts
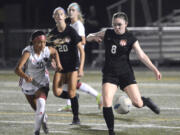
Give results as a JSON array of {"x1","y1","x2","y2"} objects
[{"x1": 22, "y1": 88, "x2": 38, "y2": 95}]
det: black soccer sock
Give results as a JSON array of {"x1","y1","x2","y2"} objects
[
  {"x1": 70, "y1": 96, "x2": 79, "y2": 119},
  {"x1": 103, "y1": 107, "x2": 114, "y2": 133},
  {"x1": 58, "y1": 91, "x2": 70, "y2": 99},
  {"x1": 142, "y1": 96, "x2": 147, "y2": 106}
]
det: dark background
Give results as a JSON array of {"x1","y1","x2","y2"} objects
[
  {"x1": 0, "y1": 0, "x2": 180, "y2": 68},
  {"x1": 0, "y1": 0, "x2": 180, "y2": 29}
]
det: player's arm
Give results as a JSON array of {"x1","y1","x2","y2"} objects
[
  {"x1": 77, "y1": 42, "x2": 85, "y2": 77},
  {"x1": 14, "y1": 51, "x2": 33, "y2": 82},
  {"x1": 133, "y1": 41, "x2": 162, "y2": 80},
  {"x1": 48, "y1": 46, "x2": 63, "y2": 71},
  {"x1": 86, "y1": 30, "x2": 105, "y2": 43},
  {"x1": 81, "y1": 36, "x2": 86, "y2": 45}
]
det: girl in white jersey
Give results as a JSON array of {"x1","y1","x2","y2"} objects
[
  {"x1": 58, "y1": 2, "x2": 103, "y2": 112},
  {"x1": 15, "y1": 31, "x2": 62, "y2": 135}
]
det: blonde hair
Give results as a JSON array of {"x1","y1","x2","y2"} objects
[{"x1": 67, "y1": 2, "x2": 84, "y2": 24}]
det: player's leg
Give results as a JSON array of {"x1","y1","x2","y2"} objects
[
  {"x1": 53, "y1": 71, "x2": 70, "y2": 98},
  {"x1": 68, "y1": 71, "x2": 80, "y2": 125},
  {"x1": 25, "y1": 94, "x2": 36, "y2": 111},
  {"x1": 57, "y1": 84, "x2": 72, "y2": 112},
  {"x1": 77, "y1": 81, "x2": 103, "y2": 109},
  {"x1": 102, "y1": 83, "x2": 117, "y2": 135},
  {"x1": 124, "y1": 84, "x2": 160, "y2": 114},
  {"x1": 34, "y1": 88, "x2": 49, "y2": 134},
  {"x1": 124, "y1": 84, "x2": 143, "y2": 107}
]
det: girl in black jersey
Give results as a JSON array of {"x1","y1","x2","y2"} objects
[
  {"x1": 58, "y1": 3, "x2": 102, "y2": 112},
  {"x1": 87, "y1": 12, "x2": 162, "y2": 135},
  {"x1": 48, "y1": 7, "x2": 85, "y2": 125}
]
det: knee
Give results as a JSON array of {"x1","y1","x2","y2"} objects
[
  {"x1": 53, "y1": 87, "x2": 62, "y2": 97},
  {"x1": 68, "y1": 90, "x2": 76, "y2": 98},
  {"x1": 103, "y1": 96, "x2": 113, "y2": 107},
  {"x1": 132, "y1": 98, "x2": 143, "y2": 108}
]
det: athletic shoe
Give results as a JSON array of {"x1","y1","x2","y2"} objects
[
  {"x1": 109, "y1": 131, "x2": 115, "y2": 135},
  {"x1": 71, "y1": 117, "x2": 80, "y2": 125},
  {"x1": 34, "y1": 131, "x2": 40, "y2": 135},
  {"x1": 96, "y1": 93, "x2": 103, "y2": 110},
  {"x1": 57, "y1": 93, "x2": 79, "y2": 112},
  {"x1": 42, "y1": 114, "x2": 49, "y2": 134},
  {"x1": 142, "y1": 97, "x2": 160, "y2": 114},
  {"x1": 57, "y1": 105, "x2": 72, "y2": 112}
]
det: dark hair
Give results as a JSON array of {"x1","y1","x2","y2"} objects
[
  {"x1": 31, "y1": 30, "x2": 45, "y2": 41},
  {"x1": 30, "y1": 30, "x2": 45, "y2": 45},
  {"x1": 112, "y1": 12, "x2": 128, "y2": 23}
]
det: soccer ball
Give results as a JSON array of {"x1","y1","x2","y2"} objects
[{"x1": 113, "y1": 95, "x2": 132, "y2": 114}]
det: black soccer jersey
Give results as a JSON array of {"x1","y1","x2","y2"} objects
[
  {"x1": 102, "y1": 29, "x2": 137, "y2": 75},
  {"x1": 48, "y1": 25, "x2": 82, "y2": 72}
]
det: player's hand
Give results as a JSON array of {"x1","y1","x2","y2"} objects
[
  {"x1": 78, "y1": 69, "x2": 84, "y2": 77},
  {"x1": 94, "y1": 36, "x2": 103, "y2": 43},
  {"x1": 51, "y1": 60, "x2": 57, "y2": 69},
  {"x1": 155, "y1": 70, "x2": 162, "y2": 80},
  {"x1": 25, "y1": 76, "x2": 33, "y2": 82},
  {"x1": 56, "y1": 64, "x2": 63, "y2": 72}
]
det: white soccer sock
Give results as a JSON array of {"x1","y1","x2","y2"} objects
[
  {"x1": 66, "y1": 99, "x2": 71, "y2": 106},
  {"x1": 79, "y1": 82, "x2": 98, "y2": 97},
  {"x1": 34, "y1": 98, "x2": 46, "y2": 132}
]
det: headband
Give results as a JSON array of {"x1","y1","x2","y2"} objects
[
  {"x1": 33, "y1": 35, "x2": 46, "y2": 42},
  {"x1": 53, "y1": 7, "x2": 66, "y2": 17},
  {"x1": 68, "y1": 3, "x2": 80, "y2": 12}
]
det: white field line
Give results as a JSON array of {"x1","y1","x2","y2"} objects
[
  {"x1": 0, "y1": 82, "x2": 180, "y2": 87},
  {"x1": 0, "y1": 102, "x2": 180, "y2": 110},
  {"x1": 0, "y1": 120, "x2": 180, "y2": 130},
  {"x1": 1, "y1": 90, "x2": 180, "y2": 97}
]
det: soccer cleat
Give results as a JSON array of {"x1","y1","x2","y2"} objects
[
  {"x1": 57, "y1": 105, "x2": 72, "y2": 112},
  {"x1": 109, "y1": 131, "x2": 115, "y2": 135},
  {"x1": 42, "y1": 114, "x2": 49, "y2": 134},
  {"x1": 142, "y1": 97, "x2": 160, "y2": 114},
  {"x1": 34, "y1": 131, "x2": 40, "y2": 135},
  {"x1": 71, "y1": 117, "x2": 80, "y2": 125},
  {"x1": 96, "y1": 93, "x2": 103, "y2": 110}
]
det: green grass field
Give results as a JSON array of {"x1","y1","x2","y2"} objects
[{"x1": 0, "y1": 69, "x2": 180, "y2": 135}]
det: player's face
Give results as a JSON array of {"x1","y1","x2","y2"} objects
[
  {"x1": 68, "y1": 6, "x2": 79, "y2": 19},
  {"x1": 112, "y1": 18, "x2": 127, "y2": 35},
  {"x1": 33, "y1": 37, "x2": 46, "y2": 52},
  {"x1": 54, "y1": 9, "x2": 66, "y2": 24}
]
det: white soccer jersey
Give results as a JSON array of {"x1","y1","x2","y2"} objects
[
  {"x1": 21, "y1": 45, "x2": 50, "y2": 95},
  {"x1": 70, "y1": 20, "x2": 85, "y2": 38},
  {"x1": 70, "y1": 20, "x2": 85, "y2": 57}
]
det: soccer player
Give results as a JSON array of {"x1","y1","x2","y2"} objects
[
  {"x1": 87, "y1": 12, "x2": 162, "y2": 135},
  {"x1": 48, "y1": 7, "x2": 85, "y2": 125},
  {"x1": 58, "y1": 2, "x2": 102, "y2": 112},
  {"x1": 15, "y1": 31, "x2": 62, "y2": 135}
]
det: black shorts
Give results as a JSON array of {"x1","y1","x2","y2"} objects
[
  {"x1": 102, "y1": 71, "x2": 137, "y2": 90},
  {"x1": 59, "y1": 68, "x2": 78, "y2": 73}
]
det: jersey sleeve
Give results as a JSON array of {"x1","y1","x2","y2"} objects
[
  {"x1": 103, "y1": 29, "x2": 112, "y2": 45},
  {"x1": 76, "y1": 22, "x2": 85, "y2": 37},
  {"x1": 130, "y1": 33, "x2": 138, "y2": 45},
  {"x1": 22, "y1": 46, "x2": 32, "y2": 55}
]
